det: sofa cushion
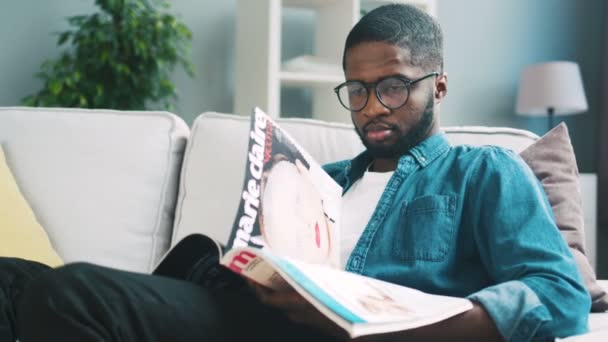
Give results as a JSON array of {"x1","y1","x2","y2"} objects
[
  {"x1": 443, "y1": 126, "x2": 538, "y2": 153},
  {"x1": 0, "y1": 145, "x2": 62, "y2": 266},
  {"x1": 0, "y1": 107, "x2": 189, "y2": 272},
  {"x1": 520, "y1": 123, "x2": 608, "y2": 312}
]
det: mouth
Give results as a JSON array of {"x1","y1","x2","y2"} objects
[{"x1": 363, "y1": 122, "x2": 396, "y2": 142}]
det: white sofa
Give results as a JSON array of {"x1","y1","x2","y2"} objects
[{"x1": 1, "y1": 107, "x2": 606, "y2": 339}]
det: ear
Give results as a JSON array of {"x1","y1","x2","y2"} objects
[{"x1": 434, "y1": 72, "x2": 448, "y2": 103}]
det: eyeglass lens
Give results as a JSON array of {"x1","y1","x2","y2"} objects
[{"x1": 337, "y1": 76, "x2": 409, "y2": 111}]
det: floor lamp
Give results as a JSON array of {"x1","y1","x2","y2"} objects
[{"x1": 516, "y1": 61, "x2": 588, "y2": 132}]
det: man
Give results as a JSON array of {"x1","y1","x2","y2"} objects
[{"x1": 2, "y1": 4, "x2": 589, "y2": 341}]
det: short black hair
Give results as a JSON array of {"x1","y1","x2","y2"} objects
[{"x1": 342, "y1": 4, "x2": 443, "y2": 73}]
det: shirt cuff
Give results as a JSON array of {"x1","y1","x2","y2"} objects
[{"x1": 467, "y1": 280, "x2": 552, "y2": 342}]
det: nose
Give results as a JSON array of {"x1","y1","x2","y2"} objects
[{"x1": 361, "y1": 88, "x2": 390, "y2": 118}]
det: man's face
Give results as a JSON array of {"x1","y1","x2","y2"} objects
[{"x1": 344, "y1": 41, "x2": 444, "y2": 159}]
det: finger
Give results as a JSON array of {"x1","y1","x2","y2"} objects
[
  {"x1": 258, "y1": 289, "x2": 310, "y2": 310},
  {"x1": 258, "y1": 291, "x2": 306, "y2": 310},
  {"x1": 251, "y1": 283, "x2": 273, "y2": 299},
  {"x1": 271, "y1": 276, "x2": 290, "y2": 289}
]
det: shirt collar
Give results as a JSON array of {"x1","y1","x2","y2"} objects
[
  {"x1": 347, "y1": 132, "x2": 451, "y2": 182},
  {"x1": 407, "y1": 132, "x2": 451, "y2": 168}
]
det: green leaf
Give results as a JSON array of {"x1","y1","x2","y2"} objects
[
  {"x1": 100, "y1": 50, "x2": 110, "y2": 63},
  {"x1": 57, "y1": 32, "x2": 71, "y2": 45},
  {"x1": 68, "y1": 15, "x2": 87, "y2": 26},
  {"x1": 79, "y1": 95, "x2": 88, "y2": 107},
  {"x1": 49, "y1": 80, "x2": 63, "y2": 95}
]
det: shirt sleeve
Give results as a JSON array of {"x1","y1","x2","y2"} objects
[{"x1": 466, "y1": 147, "x2": 590, "y2": 341}]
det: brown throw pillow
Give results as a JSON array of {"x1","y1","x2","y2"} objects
[{"x1": 520, "y1": 123, "x2": 608, "y2": 312}]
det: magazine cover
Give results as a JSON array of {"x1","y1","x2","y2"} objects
[{"x1": 227, "y1": 108, "x2": 342, "y2": 267}]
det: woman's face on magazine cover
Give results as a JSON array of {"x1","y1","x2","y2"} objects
[{"x1": 260, "y1": 159, "x2": 331, "y2": 263}]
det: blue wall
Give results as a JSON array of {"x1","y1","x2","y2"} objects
[
  {"x1": 0, "y1": 0, "x2": 604, "y2": 171},
  {"x1": 0, "y1": 0, "x2": 94, "y2": 112},
  {"x1": 438, "y1": 0, "x2": 605, "y2": 173}
]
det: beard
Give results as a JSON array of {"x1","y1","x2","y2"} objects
[{"x1": 354, "y1": 95, "x2": 435, "y2": 159}]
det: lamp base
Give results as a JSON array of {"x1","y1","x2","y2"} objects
[{"x1": 547, "y1": 107, "x2": 555, "y2": 132}]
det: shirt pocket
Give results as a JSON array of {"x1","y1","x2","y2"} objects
[{"x1": 392, "y1": 194, "x2": 457, "y2": 262}]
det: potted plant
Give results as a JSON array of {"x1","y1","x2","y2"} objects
[{"x1": 23, "y1": 0, "x2": 193, "y2": 110}]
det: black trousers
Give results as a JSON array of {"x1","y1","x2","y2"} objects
[
  {"x1": 0, "y1": 257, "x2": 338, "y2": 342},
  {"x1": 0, "y1": 258, "x2": 51, "y2": 341}
]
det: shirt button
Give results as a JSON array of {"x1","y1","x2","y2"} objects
[{"x1": 352, "y1": 256, "x2": 361, "y2": 268}]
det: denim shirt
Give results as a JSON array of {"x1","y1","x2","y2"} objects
[{"x1": 323, "y1": 133, "x2": 590, "y2": 341}]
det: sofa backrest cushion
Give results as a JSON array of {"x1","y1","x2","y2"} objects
[
  {"x1": 172, "y1": 112, "x2": 538, "y2": 246},
  {"x1": 0, "y1": 107, "x2": 189, "y2": 272}
]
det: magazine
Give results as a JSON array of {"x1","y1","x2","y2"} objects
[{"x1": 154, "y1": 107, "x2": 473, "y2": 338}]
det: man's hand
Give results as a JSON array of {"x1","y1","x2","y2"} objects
[
  {"x1": 250, "y1": 281, "x2": 347, "y2": 339},
  {"x1": 249, "y1": 280, "x2": 502, "y2": 342}
]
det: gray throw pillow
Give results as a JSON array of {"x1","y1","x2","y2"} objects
[{"x1": 520, "y1": 123, "x2": 608, "y2": 312}]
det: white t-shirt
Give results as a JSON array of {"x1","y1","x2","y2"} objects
[{"x1": 340, "y1": 169, "x2": 394, "y2": 268}]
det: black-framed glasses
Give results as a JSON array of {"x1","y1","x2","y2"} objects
[{"x1": 334, "y1": 72, "x2": 439, "y2": 112}]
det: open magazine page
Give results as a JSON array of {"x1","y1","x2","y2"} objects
[
  {"x1": 221, "y1": 247, "x2": 473, "y2": 338},
  {"x1": 227, "y1": 107, "x2": 342, "y2": 267},
  {"x1": 278, "y1": 258, "x2": 473, "y2": 336}
]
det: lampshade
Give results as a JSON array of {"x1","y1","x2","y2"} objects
[{"x1": 516, "y1": 61, "x2": 588, "y2": 117}]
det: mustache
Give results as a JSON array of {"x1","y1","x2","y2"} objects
[{"x1": 362, "y1": 120, "x2": 398, "y2": 132}]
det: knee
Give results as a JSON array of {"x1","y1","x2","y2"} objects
[
  {"x1": 0, "y1": 257, "x2": 27, "y2": 276},
  {"x1": 20, "y1": 262, "x2": 100, "y2": 303},
  {"x1": 16, "y1": 262, "x2": 108, "y2": 341},
  {"x1": 0, "y1": 257, "x2": 51, "y2": 308},
  {"x1": 17, "y1": 262, "x2": 101, "y2": 325},
  {"x1": 0, "y1": 257, "x2": 50, "y2": 284}
]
